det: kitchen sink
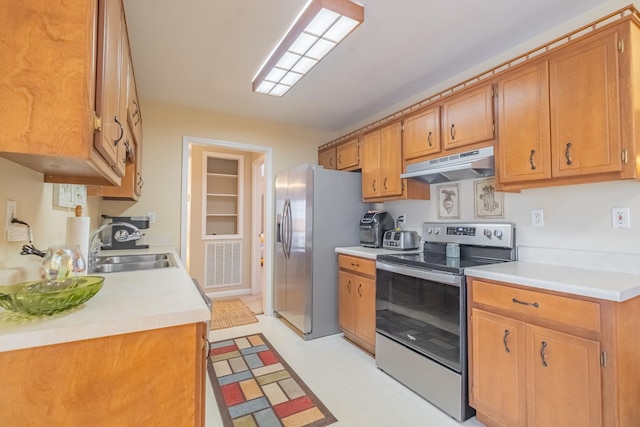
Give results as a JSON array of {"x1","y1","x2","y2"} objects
[{"x1": 89, "y1": 253, "x2": 177, "y2": 274}]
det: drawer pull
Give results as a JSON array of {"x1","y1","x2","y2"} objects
[
  {"x1": 350, "y1": 262, "x2": 360, "y2": 268},
  {"x1": 540, "y1": 341, "x2": 548, "y2": 367},
  {"x1": 512, "y1": 297, "x2": 539, "y2": 308},
  {"x1": 503, "y1": 329, "x2": 510, "y2": 353}
]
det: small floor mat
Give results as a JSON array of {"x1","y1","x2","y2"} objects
[{"x1": 211, "y1": 298, "x2": 259, "y2": 330}]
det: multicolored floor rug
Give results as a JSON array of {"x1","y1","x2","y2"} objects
[
  {"x1": 208, "y1": 333, "x2": 337, "y2": 427},
  {"x1": 211, "y1": 298, "x2": 259, "y2": 330}
]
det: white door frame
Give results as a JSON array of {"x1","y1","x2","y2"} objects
[
  {"x1": 181, "y1": 136, "x2": 274, "y2": 316},
  {"x1": 251, "y1": 156, "x2": 266, "y2": 297}
]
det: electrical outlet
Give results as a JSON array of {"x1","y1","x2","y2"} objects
[
  {"x1": 612, "y1": 207, "x2": 631, "y2": 229},
  {"x1": 531, "y1": 209, "x2": 544, "y2": 227},
  {"x1": 147, "y1": 212, "x2": 156, "y2": 224},
  {"x1": 5, "y1": 200, "x2": 16, "y2": 231}
]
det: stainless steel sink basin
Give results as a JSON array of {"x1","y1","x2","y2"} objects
[{"x1": 89, "y1": 252, "x2": 177, "y2": 274}]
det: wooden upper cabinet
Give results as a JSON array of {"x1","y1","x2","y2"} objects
[
  {"x1": 497, "y1": 61, "x2": 552, "y2": 184},
  {"x1": 95, "y1": 0, "x2": 126, "y2": 177},
  {"x1": 89, "y1": 3, "x2": 144, "y2": 201},
  {"x1": 361, "y1": 122, "x2": 403, "y2": 200},
  {"x1": 361, "y1": 131, "x2": 380, "y2": 199},
  {"x1": 337, "y1": 138, "x2": 360, "y2": 170},
  {"x1": 442, "y1": 84, "x2": 495, "y2": 150},
  {"x1": 318, "y1": 147, "x2": 336, "y2": 170},
  {"x1": 0, "y1": 0, "x2": 125, "y2": 185},
  {"x1": 403, "y1": 106, "x2": 441, "y2": 161},
  {"x1": 379, "y1": 122, "x2": 403, "y2": 197},
  {"x1": 550, "y1": 26, "x2": 622, "y2": 178}
]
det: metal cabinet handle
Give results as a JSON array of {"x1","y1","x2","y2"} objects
[
  {"x1": 358, "y1": 283, "x2": 362, "y2": 297},
  {"x1": 372, "y1": 179, "x2": 376, "y2": 192},
  {"x1": 114, "y1": 116, "x2": 124, "y2": 146},
  {"x1": 338, "y1": 153, "x2": 342, "y2": 165},
  {"x1": 503, "y1": 329, "x2": 511, "y2": 353},
  {"x1": 347, "y1": 280, "x2": 352, "y2": 292},
  {"x1": 329, "y1": 157, "x2": 333, "y2": 167},
  {"x1": 565, "y1": 142, "x2": 573, "y2": 165},
  {"x1": 529, "y1": 149, "x2": 536, "y2": 170},
  {"x1": 540, "y1": 341, "x2": 548, "y2": 367},
  {"x1": 350, "y1": 262, "x2": 360, "y2": 268},
  {"x1": 450, "y1": 124, "x2": 456, "y2": 140},
  {"x1": 427, "y1": 131, "x2": 432, "y2": 147},
  {"x1": 383, "y1": 177, "x2": 388, "y2": 190},
  {"x1": 512, "y1": 297, "x2": 539, "y2": 308}
]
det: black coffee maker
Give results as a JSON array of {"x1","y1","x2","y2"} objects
[{"x1": 101, "y1": 215, "x2": 149, "y2": 250}]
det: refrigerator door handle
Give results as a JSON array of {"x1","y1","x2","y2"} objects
[
  {"x1": 282, "y1": 198, "x2": 291, "y2": 259},
  {"x1": 285, "y1": 199, "x2": 293, "y2": 259}
]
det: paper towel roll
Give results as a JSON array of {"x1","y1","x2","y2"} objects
[{"x1": 66, "y1": 217, "x2": 90, "y2": 272}]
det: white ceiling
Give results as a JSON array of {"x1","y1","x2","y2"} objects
[{"x1": 122, "y1": 0, "x2": 613, "y2": 135}]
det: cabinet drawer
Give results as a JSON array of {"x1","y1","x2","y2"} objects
[
  {"x1": 338, "y1": 255, "x2": 376, "y2": 277},
  {"x1": 471, "y1": 280, "x2": 601, "y2": 333}
]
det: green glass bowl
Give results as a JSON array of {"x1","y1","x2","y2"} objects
[{"x1": 0, "y1": 276, "x2": 104, "y2": 315}]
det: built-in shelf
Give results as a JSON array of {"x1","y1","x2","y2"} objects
[{"x1": 202, "y1": 153, "x2": 243, "y2": 238}]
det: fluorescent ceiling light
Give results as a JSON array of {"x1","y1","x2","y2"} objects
[{"x1": 252, "y1": 0, "x2": 364, "y2": 97}]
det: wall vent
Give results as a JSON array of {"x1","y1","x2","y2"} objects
[{"x1": 205, "y1": 241, "x2": 242, "y2": 288}]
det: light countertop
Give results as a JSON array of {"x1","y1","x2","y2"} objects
[
  {"x1": 466, "y1": 261, "x2": 640, "y2": 302},
  {"x1": 0, "y1": 246, "x2": 210, "y2": 352},
  {"x1": 335, "y1": 246, "x2": 421, "y2": 259}
]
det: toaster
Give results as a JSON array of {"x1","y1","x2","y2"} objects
[{"x1": 382, "y1": 230, "x2": 420, "y2": 250}]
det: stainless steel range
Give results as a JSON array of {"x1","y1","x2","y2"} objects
[{"x1": 375, "y1": 222, "x2": 515, "y2": 421}]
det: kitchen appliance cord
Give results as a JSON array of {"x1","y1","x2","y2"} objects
[{"x1": 12, "y1": 217, "x2": 45, "y2": 257}]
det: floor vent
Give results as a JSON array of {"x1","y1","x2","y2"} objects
[{"x1": 205, "y1": 241, "x2": 242, "y2": 288}]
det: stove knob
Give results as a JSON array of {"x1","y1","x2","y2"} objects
[
  {"x1": 483, "y1": 229, "x2": 492, "y2": 238},
  {"x1": 433, "y1": 228, "x2": 440, "y2": 235},
  {"x1": 494, "y1": 229, "x2": 503, "y2": 239},
  {"x1": 426, "y1": 227, "x2": 433, "y2": 234}
]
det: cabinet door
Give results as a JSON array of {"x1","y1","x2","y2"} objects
[
  {"x1": 550, "y1": 27, "x2": 622, "y2": 178},
  {"x1": 526, "y1": 325, "x2": 602, "y2": 427},
  {"x1": 355, "y1": 276, "x2": 376, "y2": 348},
  {"x1": 318, "y1": 147, "x2": 336, "y2": 170},
  {"x1": 338, "y1": 271, "x2": 356, "y2": 336},
  {"x1": 361, "y1": 131, "x2": 381, "y2": 199},
  {"x1": 379, "y1": 122, "x2": 403, "y2": 197},
  {"x1": 337, "y1": 138, "x2": 360, "y2": 170},
  {"x1": 443, "y1": 84, "x2": 495, "y2": 149},
  {"x1": 471, "y1": 309, "x2": 527, "y2": 427},
  {"x1": 497, "y1": 61, "x2": 552, "y2": 184},
  {"x1": 95, "y1": 0, "x2": 126, "y2": 176},
  {"x1": 403, "y1": 107, "x2": 441, "y2": 161}
]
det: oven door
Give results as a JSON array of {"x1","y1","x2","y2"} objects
[{"x1": 376, "y1": 261, "x2": 465, "y2": 372}]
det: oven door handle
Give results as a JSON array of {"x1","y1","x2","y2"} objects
[{"x1": 376, "y1": 261, "x2": 462, "y2": 287}]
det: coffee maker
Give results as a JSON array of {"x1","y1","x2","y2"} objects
[{"x1": 101, "y1": 215, "x2": 149, "y2": 250}]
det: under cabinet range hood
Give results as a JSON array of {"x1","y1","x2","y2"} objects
[{"x1": 401, "y1": 146, "x2": 495, "y2": 184}]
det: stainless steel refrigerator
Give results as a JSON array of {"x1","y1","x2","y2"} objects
[{"x1": 275, "y1": 164, "x2": 365, "y2": 340}]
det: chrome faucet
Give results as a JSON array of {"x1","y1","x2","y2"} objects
[{"x1": 88, "y1": 222, "x2": 142, "y2": 272}]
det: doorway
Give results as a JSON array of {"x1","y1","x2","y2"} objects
[{"x1": 180, "y1": 136, "x2": 273, "y2": 316}]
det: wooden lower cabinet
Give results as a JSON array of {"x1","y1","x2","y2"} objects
[
  {"x1": 0, "y1": 323, "x2": 207, "y2": 427},
  {"x1": 338, "y1": 254, "x2": 376, "y2": 354},
  {"x1": 468, "y1": 278, "x2": 640, "y2": 427}
]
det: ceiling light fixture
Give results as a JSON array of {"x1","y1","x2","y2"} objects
[{"x1": 252, "y1": 0, "x2": 364, "y2": 97}]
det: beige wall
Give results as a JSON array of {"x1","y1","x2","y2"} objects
[{"x1": 0, "y1": 158, "x2": 102, "y2": 281}]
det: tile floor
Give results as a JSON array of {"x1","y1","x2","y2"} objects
[{"x1": 205, "y1": 315, "x2": 485, "y2": 427}]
